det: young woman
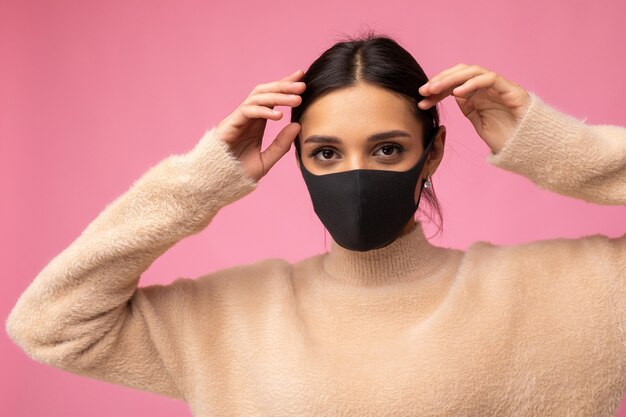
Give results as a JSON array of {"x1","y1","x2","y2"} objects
[{"x1": 6, "y1": 35, "x2": 626, "y2": 416}]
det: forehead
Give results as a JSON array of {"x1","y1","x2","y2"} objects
[{"x1": 300, "y1": 82, "x2": 422, "y2": 137}]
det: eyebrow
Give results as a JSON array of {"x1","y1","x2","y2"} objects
[{"x1": 302, "y1": 129, "x2": 412, "y2": 145}]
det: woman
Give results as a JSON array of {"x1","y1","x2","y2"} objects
[{"x1": 6, "y1": 34, "x2": 626, "y2": 416}]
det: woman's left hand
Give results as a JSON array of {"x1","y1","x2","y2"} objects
[{"x1": 418, "y1": 64, "x2": 531, "y2": 154}]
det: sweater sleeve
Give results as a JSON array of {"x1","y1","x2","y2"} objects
[
  {"x1": 487, "y1": 91, "x2": 626, "y2": 205},
  {"x1": 4, "y1": 126, "x2": 258, "y2": 401}
]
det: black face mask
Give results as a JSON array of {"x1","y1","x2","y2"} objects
[{"x1": 296, "y1": 127, "x2": 438, "y2": 252}]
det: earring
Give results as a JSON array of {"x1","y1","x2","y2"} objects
[{"x1": 424, "y1": 176, "x2": 432, "y2": 189}]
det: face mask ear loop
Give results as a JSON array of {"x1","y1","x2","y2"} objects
[
  {"x1": 414, "y1": 177, "x2": 428, "y2": 210},
  {"x1": 414, "y1": 126, "x2": 439, "y2": 211}
]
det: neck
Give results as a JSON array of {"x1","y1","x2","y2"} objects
[
  {"x1": 321, "y1": 222, "x2": 452, "y2": 287},
  {"x1": 399, "y1": 218, "x2": 418, "y2": 238}
]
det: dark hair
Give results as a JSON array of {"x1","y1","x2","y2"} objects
[{"x1": 290, "y1": 29, "x2": 444, "y2": 236}]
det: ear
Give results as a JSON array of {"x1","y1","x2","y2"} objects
[{"x1": 425, "y1": 125, "x2": 446, "y2": 175}]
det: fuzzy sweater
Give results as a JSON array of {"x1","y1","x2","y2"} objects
[{"x1": 5, "y1": 92, "x2": 626, "y2": 417}]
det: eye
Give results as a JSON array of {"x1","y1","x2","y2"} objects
[
  {"x1": 374, "y1": 143, "x2": 405, "y2": 159},
  {"x1": 308, "y1": 146, "x2": 340, "y2": 162}
]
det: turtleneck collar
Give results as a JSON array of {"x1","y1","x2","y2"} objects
[{"x1": 321, "y1": 222, "x2": 454, "y2": 287}]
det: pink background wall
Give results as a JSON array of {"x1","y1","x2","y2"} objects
[{"x1": 2, "y1": 0, "x2": 625, "y2": 416}]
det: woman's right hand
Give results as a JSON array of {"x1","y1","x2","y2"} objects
[{"x1": 213, "y1": 69, "x2": 307, "y2": 182}]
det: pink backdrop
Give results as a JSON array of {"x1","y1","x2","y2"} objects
[{"x1": 2, "y1": 0, "x2": 625, "y2": 416}]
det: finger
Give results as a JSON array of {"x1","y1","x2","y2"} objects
[
  {"x1": 249, "y1": 80, "x2": 306, "y2": 98},
  {"x1": 419, "y1": 64, "x2": 475, "y2": 96},
  {"x1": 245, "y1": 92, "x2": 302, "y2": 109},
  {"x1": 453, "y1": 72, "x2": 519, "y2": 102},
  {"x1": 418, "y1": 70, "x2": 489, "y2": 110},
  {"x1": 260, "y1": 123, "x2": 301, "y2": 173},
  {"x1": 424, "y1": 65, "x2": 489, "y2": 97},
  {"x1": 230, "y1": 91, "x2": 302, "y2": 129},
  {"x1": 250, "y1": 71, "x2": 306, "y2": 96},
  {"x1": 418, "y1": 63, "x2": 468, "y2": 95},
  {"x1": 418, "y1": 93, "x2": 447, "y2": 110},
  {"x1": 228, "y1": 102, "x2": 284, "y2": 129},
  {"x1": 453, "y1": 72, "x2": 511, "y2": 98},
  {"x1": 451, "y1": 72, "x2": 495, "y2": 99},
  {"x1": 239, "y1": 104, "x2": 284, "y2": 121},
  {"x1": 419, "y1": 83, "x2": 465, "y2": 109},
  {"x1": 417, "y1": 67, "x2": 490, "y2": 109}
]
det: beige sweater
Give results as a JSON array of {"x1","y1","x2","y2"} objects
[{"x1": 5, "y1": 92, "x2": 626, "y2": 417}]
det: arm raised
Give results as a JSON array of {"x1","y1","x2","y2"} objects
[{"x1": 5, "y1": 127, "x2": 258, "y2": 400}]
